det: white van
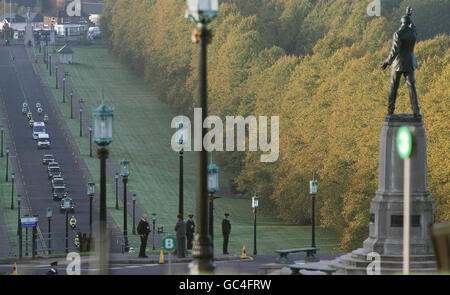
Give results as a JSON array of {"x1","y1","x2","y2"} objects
[
  {"x1": 33, "y1": 122, "x2": 46, "y2": 140},
  {"x1": 37, "y1": 133, "x2": 50, "y2": 149}
]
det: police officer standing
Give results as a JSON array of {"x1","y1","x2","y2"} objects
[
  {"x1": 137, "y1": 214, "x2": 150, "y2": 258},
  {"x1": 174, "y1": 214, "x2": 186, "y2": 258},
  {"x1": 46, "y1": 261, "x2": 58, "y2": 275},
  {"x1": 186, "y1": 214, "x2": 195, "y2": 251},
  {"x1": 222, "y1": 213, "x2": 231, "y2": 255}
]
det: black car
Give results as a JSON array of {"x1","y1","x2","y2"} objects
[
  {"x1": 42, "y1": 154, "x2": 55, "y2": 165},
  {"x1": 52, "y1": 187, "x2": 67, "y2": 201},
  {"x1": 48, "y1": 167, "x2": 62, "y2": 179},
  {"x1": 60, "y1": 197, "x2": 75, "y2": 213}
]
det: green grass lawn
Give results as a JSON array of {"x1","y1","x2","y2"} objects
[
  {"x1": 0, "y1": 121, "x2": 19, "y2": 257},
  {"x1": 37, "y1": 45, "x2": 341, "y2": 255}
]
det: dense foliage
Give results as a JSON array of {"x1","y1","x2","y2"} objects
[{"x1": 101, "y1": 0, "x2": 450, "y2": 251}]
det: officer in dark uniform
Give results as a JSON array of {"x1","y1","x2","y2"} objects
[
  {"x1": 222, "y1": 213, "x2": 231, "y2": 255},
  {"x1": 46, "y1": 261, "x2": 58, "y2": 275},
  {"x1": 186, "y1": 214, "x2": 195, "y2": 251},
  {"x1": 137, "y1": 214, "x2": 151, "y2": 258},
  {"x1": 382, "y1": 7, "x2": 421, "y2": 117}
]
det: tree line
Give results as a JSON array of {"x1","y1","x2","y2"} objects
[{"x1": 100, "y1": 0, "x2": 449, "y2": 251}]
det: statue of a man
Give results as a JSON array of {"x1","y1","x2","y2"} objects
[{"x1": 381, "y1": 7, "x2": 421, "y2": 118}]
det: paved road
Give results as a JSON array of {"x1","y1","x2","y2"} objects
[{"x1": 0, "y1": 44, "x2": 99, "y2": 255}]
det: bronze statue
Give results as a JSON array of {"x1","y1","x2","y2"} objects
[{"x1": 381, "y1": 7, "x2": 421, "y2": 117}]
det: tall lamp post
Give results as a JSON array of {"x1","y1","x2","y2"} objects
[
  {"x1": 207, "y1": 159, "x2": 219, "y2": 252},
  {"x1": 1, "y1": 127, "x2": 3, "y2": 157},
  {"x1": 17, "y1": 194, "x2": 21, "y2": 236},
  {"x1": 92, "y1": 101, "x2": 114, "y2": 274},
  {"x1": 55, "y1": 65, "x2": 58, "y2": 89},
  {"x1": 79, "y1": 108, "x2": 83, "y2": 137},
  {"x1": 70, "y1": 91, "x2": 73, "y2": 119},
  {"x1": 186, "y1": 0, "x2": 219, "y2": 275},
  {"x1": 120, "y1": 158, "x2": 130, "y2": 252},
  {"x1": 88, "y1": 181, "x2": 95, "y2": 236},
  {"x1": 62, "y1": 78, "x2": 66, "y2": 103},
  {"x1": 252, "y1": 196, "x2": 259, "y2": 255},
  {"x1": 132, "y1": 193, "x2": 136, "y2": 235},
  {"x1": 49, "y1": 54, "x2": 52, "y2": 76},
  {"x1": 115, "y1": 173, "x2": 119, "y2": 210},
  {"x1": 47, "y1": 207, "x2": 52, "y2": 255},
  {"x1": 306, "y1": 176, "x2": 319, "y2": 262},
  {"x1": 177, "y1": 120, "x2": 186, "y2": 216},
  {"x1": 152, "y1": 213, "x2": 156, "y2": 250},
  {"x1": 10, "y1": 172, "x2": 15, "y2": 209},
  {"x1": 5, "y1": 147, "x2": 9, "y2": 182},
  {"x1": 89, "y1": 127, "x2": 93, "y2": 157}
]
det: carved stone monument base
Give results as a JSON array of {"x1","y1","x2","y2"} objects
[{"x1": 329, "y1": 114, "x2": 437, "y2": 274}]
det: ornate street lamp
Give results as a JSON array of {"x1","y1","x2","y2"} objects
[
  {"x1": 307, "y1": 175, "x2": 319, "y2": 262},
  {"x1": 186, "y1": 0, "x2": 219, "y2": 275},
  {"x1": 120, "y1": 158, "x2": 130, "y2": 252},
  {"x1": 207, "y1": 160, "x2": 219, "y2": 253},
  {"x1": 88, "y1": 181, "x2": 95, "y2": 236},
  {"x1": 92, "y1": 101, "x2": 114, "y2": 274},
  {"x1": 252, "y1": 196, "x2": 259, "y2": 255}
]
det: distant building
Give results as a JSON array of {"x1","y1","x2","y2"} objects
[{"x1": 57, "y1": 44, "x2": 74, "y2": 64}]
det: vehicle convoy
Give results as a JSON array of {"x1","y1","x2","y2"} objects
[
  {"x1": 37, "y1": 133, "x2": 50, "y2": 149},
  {"x1": 48, "y1": 166, "x2": 61, "y2": 179},
  {"x1": 42, "y1": 154, "x2": 55, "y2": 165},
  {"x1": 33, "y1": 122, "x2": 46, "y2": 139},
  {"x1": 53, "y1": 186, "x2": 68, "y2": 201}
]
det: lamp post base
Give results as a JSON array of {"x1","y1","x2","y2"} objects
[{"x1": 189, "y1": 235, "x2": 215, "y2": 275}]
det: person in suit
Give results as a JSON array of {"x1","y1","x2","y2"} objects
[
  {"x1": 46, "y1": 261, "x2": 58, "y2": 275},
  {"x1": 222, "y1": 213, "x2": 231, "y2": 255},
  {"x1": 175, "y1": 214, "x2": 186, "y2": 258},
  {"x1": 186, "y1": 214, "x2": 195, "y2": 251},
  {"x1": 381, "y1": 7, "x2": 421, "y2": 117},
  {"x1": 137, "y1": 214, "x2": 151, "y2": 258}
]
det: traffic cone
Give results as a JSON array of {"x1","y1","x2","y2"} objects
[
  {"x1": 12, "y1": 263, "x2": 18, "y2": 275},
  {"x1": 241, "y1": 246, "x2": 247, "y2": 259},
  {"x1": 159, "y1": 249, "x2": 165, "y2": 264}
]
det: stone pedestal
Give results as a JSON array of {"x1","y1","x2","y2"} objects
[{"x1": 330, "y1": 114, "x2": 437, "y2": 274}]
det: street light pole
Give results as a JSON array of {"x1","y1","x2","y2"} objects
[
  {"x1": 89, "y1": 127, "x2": 93, "y2": 157},
  {"x1": 120, "y1": 158, "x2": 130, "y2": 252},
  {"x1": 55, "y1": 66, "x2": 58, "y2": 89},
  {"x1": 65, "y1": 209, "x2": 68, "y2": 254},
  {"x1": 70, "y1": 92, "x2": 73, "y2": 119},
  {"x1": 252, "y1": 196, "x2": 259, "y2": 256},
  {"x1": 17, "y1": 195, "x2": 21, "y2": 236},
  {"x1": 10, "y1": 172, "x2": 14, "y2": 209},
  {"x1": 1, "y1": 127, "x2": 3, "y2": 157},
  {"x1": 88, "y1": 181, "x2": 95, "y2": 237},
  {"x1": 132, "y1": 194, "x2": 136, "y2": 235},
  {"x1": 79, "y1": 108, "x2": 83, "y2": 137},
  {"x1": 62, "y1": 78, "x2": 66, "y2": 103},
  {"x1": 152, "y1": 213, "x2": 156, "y2": 250},
  {"x1": 49, "y1": 55, "x2": 52, "y2": 76},
  {"x1": 5, "y1": 148, "x2": 9, "y2": 182},
  {"x1": 179, "y1": 149, "x2": 184, "y2": 216},
  {"x1": 93, "y1": 101, "x2": 114, "y2": 274},
  {"x1": 187, "y1": 2, "x2": 218, "y2": 273},
  {"x1": 115, "y1": 173, "x2": 119, "y2": 210}
]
